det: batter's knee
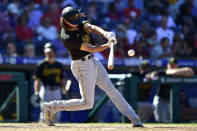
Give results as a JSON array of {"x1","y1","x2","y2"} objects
[{"x1": 82, "y1": 99, "x2": 94, "y2": 110}]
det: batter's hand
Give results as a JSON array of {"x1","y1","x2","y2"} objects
[
  {"x1": 104, "y1": 32, "x2": 116, "y2": 40},
  {"x1": 107, "y1": 37, "x2": 117, "y2": 48}
]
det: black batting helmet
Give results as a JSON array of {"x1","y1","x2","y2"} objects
[{"x1": 61, "y1": 6, "x2": 86, "y2": 25}]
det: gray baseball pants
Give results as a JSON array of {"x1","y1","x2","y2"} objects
[{"x1": 48, "y1": 57, "x2": 139, "y2": 121}]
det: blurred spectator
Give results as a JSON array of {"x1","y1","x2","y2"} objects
[
  {"x1": 6, "y1": 41, "x2": 18, "y2": 57},
  {"x1": 7, "y1": 0, "x2": 20, "y2": 14},
  {"x1": 51, "y1": 39, "x2": 69, "y2": 57},
  {"x1": 159, "y1": 7, "x2": 176, "y2": 28},
  {"x1": 168, "y1": 0, "x2": 184, "y2": 20},
  {"x1": 40, "y1": 2, "x2": 61, "y2": 30},
  {"x1": 115, "y1": 24, "x2": 130, "y2": 58},
  {"x1": 0, "y1": 11, "x2": 9, "y2": 36},
  {"x1": 134, "y1": 0, "x2": 144, "y2": 12},
  {"x1": 123, "y1": 0, "x2": 141, "y2": 20},
  {"x1": 6, "y1": 0, "x2": 20, "y2": 27},
  {"x1": 180, "y1": 90, "x2": 191, "y2": 107},
  {"x1": 101, "y1": 25, "x2": 129, "y2": 59},
  {"x1": 147, "y1": 31, "x2": 158, "y2": 48},
  {"x1": 144, "y1": 0, "x2": 162, "y2": 27},
  {"x1": 181, "y1": 38, "x2": 197, "y2": 58},
  {"x1": 193, "y1": 33, "x2": 197, "y2": 48},
  {"x1": 86, "y1": 2, "x2": 98, "y2": 25},
  {"x1": 151, "y1": 37, "x2": 172, "y2": 59},
  {"x1": 60, "y1": 0, "x2": 77, "y2": 9},
  {"x1": 15, "y1": 13, "x2": 34, "y2": 42},
  {"x1": 114, "y1": 0, "x2": 127, "y2": 12},
  {"x1": 107, "y1": 2, "x2": 121, "y2": 21},
  {"x1": 180, "y1": 90, "x2": 197, "y2": 121},
  {"x1": 136, "y1": 61, "x2": 154, "y2": 122},
  {"x1": 133, "y1": 36, "x2": 150, "y2": 57},
  {"x1": 0, "y1": 0, "x2": 196, "y2": 61},
  {"x1": 105, "y1": 24, "x2": 129, "y2": 58},
  {"x1": 1, "y1": 28, "x2": 16, "y2": 50},
  {"x1": 23, "y1": 43, "x2": 35, "y2": 58},
  {"x1": 150, "y1": 58, "x2": 194, "y2": 122},
  {"x1": 156, "y1": 16, "x2": 174, "y2": 45},
  {"x1": 36, "y1": 17, "x2": 58, "y2": 41},
  {"x1": 136, "y1": 21, "x2": 151, "y2": 41},
  {"x1": 176, "y1": 0, "x2": 197, "y2": 27},
  {"x1": 123, "y1": 17, "x2": 137, "y2": 45},
  {"x1": 26, "y1": 1, "x2": 43, "y2": 31},
  {"x1": 113, "y1": 45, "x2": 127, "y2": 58},
  {"x1": 171, "y1": 34, "x2": 185, "y2": 57},
  {"x1": 180, "y1": 24, "x2": 192, "y2": 40},
  {"x1": 35, "y1": 0, "x2": 54, "y2": 5}
]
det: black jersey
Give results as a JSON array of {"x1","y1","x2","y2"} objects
[
  {"x1": 156, "y1": 83, "x2": 171, "y2": 102},
  {"x1": 35, "y1": 60, "x2": 65, "y2": 86},
  {"x1": 60, "y1": 21, "x2": 95, "y2": 60},
  {"x1": 133, "y1": 72, "x2": 152, "y2": 101}
]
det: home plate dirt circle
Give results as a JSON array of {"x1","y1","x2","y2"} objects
[{"x1": 0, "y1": 123, "x2": 197, "y2": 131}]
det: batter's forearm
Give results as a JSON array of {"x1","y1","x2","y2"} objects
[
  {"x1": 92, "y1": 43, "x2": 109, "y2": 53},
  {"x1": 90, "y1": 25, "x2": 108, "y2": 36}
]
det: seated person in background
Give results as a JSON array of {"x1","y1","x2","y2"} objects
[
  {"x1": 136, "y1": 61, "x2": 155, "y2": 122},
  {"x1": 23, "y1": 43, "x2": 35, "y2": 58},
  {"x1": 5, "y1": 41, "x2": 18, "y2": 57},
  {"x1": 150, "y1": 37, "x2": 172, "y2": 59},
  {"x1": 180, "y1": 90, "x2": 197, "y2": 122},
  {"x1": 147, "y1": 58, "x2": 194, "y2": 122}
]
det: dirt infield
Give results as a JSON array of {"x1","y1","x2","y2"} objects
[{"x1": 0, "y1": 123, "x2": 197, "y2": 131}]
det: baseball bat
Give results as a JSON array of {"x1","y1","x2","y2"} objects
[{"x1": 107, "y1": 41, "x2": 114, "y2": 70}]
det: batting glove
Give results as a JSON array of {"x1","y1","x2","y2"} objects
[
  {"x1": 104, "y1": 32, "x2": 116, "y2": 40},
  {"x1": 107, "y1": 37, "x2": 117, "y2": 48}
]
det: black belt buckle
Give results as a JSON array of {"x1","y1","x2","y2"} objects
[{"x1": 81, "y1": 54, "x2": 93, "y2": 61}]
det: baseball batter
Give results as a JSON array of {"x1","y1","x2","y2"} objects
[{"x1": 42, "y1": 6, "x2": 143, "y2": 127}]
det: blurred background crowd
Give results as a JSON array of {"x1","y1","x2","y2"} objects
[
  {"x1": 0, "y1": 0, "x2": 197, "y2": 59},
  {"x1": 1, "y1": 0, "x2": 197, "y2": 123}
]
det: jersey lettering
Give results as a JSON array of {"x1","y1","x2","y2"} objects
[{"x1": 43, "y1": 68, "x2": 61, "y2": 83}]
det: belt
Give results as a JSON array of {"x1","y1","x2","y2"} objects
[
  {"x1": 81, "y1": 54, "x2": 94, "y2": 61},
  {"x1": 45, "y1": 86, "x2": 59, "y2": 90}
]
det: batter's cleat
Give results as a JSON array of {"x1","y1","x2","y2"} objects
[
  {"x1": 131, "y1": 117, "x2": 144, "y2": 127},
  {"x1": 42, "y1": 102, "x2": 55, "y2": 126}
]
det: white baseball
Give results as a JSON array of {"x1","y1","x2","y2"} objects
[{"x1": 128, "y1": 49, "x2": 135, "y2": 56}]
